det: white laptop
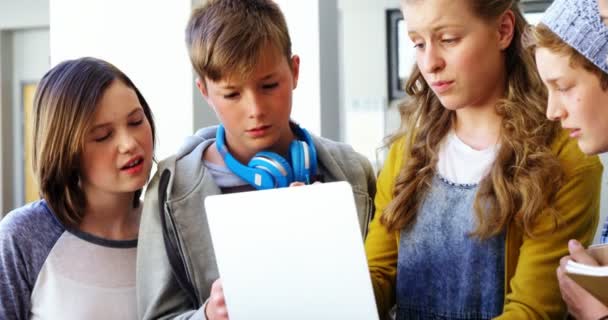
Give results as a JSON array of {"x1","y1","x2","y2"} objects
[{"x1": 204, "y1": 181, "x2": 379, "y2": 320}]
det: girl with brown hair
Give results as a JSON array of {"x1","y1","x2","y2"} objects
[{"x1": 0, "y1": 57, "x2": 156, "y2": 319}]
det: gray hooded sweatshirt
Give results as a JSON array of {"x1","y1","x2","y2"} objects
[{"x1": 136, "y1": 126, "x2": 376, "y2": 319}]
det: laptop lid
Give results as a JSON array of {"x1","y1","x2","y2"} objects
[{"x1": 204, "y1": 181, "x2": 379, "y2": 320}]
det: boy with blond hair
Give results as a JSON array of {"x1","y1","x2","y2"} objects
[{"x1": 136, "y1": 1, "x2": 376, "y2": 319}]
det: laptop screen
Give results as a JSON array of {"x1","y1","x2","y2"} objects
[{"x1": 204, "y1": 181, "x2": 379, "y2": 320}]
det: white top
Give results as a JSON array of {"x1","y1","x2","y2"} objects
[
  {"x1": 437, "y1": 131, "x2": 499, "y2": 184},
  {"x1": 30, "y1": 230, "x2": 137, "y2": 320}
]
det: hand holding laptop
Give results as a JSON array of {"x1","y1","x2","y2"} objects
[{"x1": 206, "y1": 279, "x2": 229, "y2": 320}]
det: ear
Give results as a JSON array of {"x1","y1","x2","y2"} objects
[
  {"x1": 196, "y1": 77, "x2": 217, "y2": 114},
  {"x1": 290, "y1": 55, "x2": 300, "y2": 89},
  {"x1": 195, "y1": 77, "x2": 210, "y2": 100},
  {"x1": 497, "y1": 10, "x2": 515, "y2": 50}
]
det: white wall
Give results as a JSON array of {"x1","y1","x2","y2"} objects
[
  {"x1": 338, "y1": 0, "x2": 401, "y2": 167},
  {"x1": 275, "y1": 0, "x2": 322, "y2": 136},
  {"x1": 0, "y1": 0, "x2": 49, "y2": 214},
  {"x1": 11, "y1": 28, "x2": 49, "y2": 207},
  {"x1": 49, "y1": 0, "x2": 333, "y2": 158},
  {"x1": 50, "y1": 0, "x2": 193, "y2": 160},
  {"x1": 0, "y1": 0, "x2": 49, "y2": 29}
]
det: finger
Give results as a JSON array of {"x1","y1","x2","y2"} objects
[
  {"x1": 211, "y1": 278, "x2": 224, "y2": 294},
  {"x1": 556, "y1": 265, "x2": 566, "y2": 283},
  {"x1": 211, "y1": 279, "x2": 220, "y2": 294},
  {"x1": 568, "y1": 239, "x2": 600, "y2": 266},
  {"x1": 558, "y1": 266, "x2": 590, "y2": 301},
  {"x1": 556, "y1": 267, "x2": 574, "y2": 304},
  {"x1": 217, "y1": 306, "x2": 229, "y2": 317},
  {"x1": 559, "y1": 255, "x2": 572, "y2": 269},
  {"x1": 289, "y1": 182, "x2": 305, "y2": 187}
]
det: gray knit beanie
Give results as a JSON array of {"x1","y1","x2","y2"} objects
[{"x1": 541, "y1": 0, "x2": 608, "y2": 73}]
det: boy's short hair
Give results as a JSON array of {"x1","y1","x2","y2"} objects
[
  {"x1": 185, "y1": 0, "x2": 292, "y2": 82},
  {"x1": 528, "y1": 24, "x2": 608, "y2": 90}
]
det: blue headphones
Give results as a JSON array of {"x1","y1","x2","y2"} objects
[{"x1": 215, "y1": 123, "x2": 318, "y2": 190}]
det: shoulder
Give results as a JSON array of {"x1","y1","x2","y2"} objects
[
  {"x1": 314, "y1": 135, "x2": 356, "y2": 156},
  {"x1": 1, "y1": 200, "x2": 64, "y2": 244},
  {"x1": 177, "y1": 125, "x2": 217, "y2": 158},
  {"x1": 377, "y1": 135, "x2": 409, "y2": 182},
  {"x1": 550, "y1": 129, "x2": 603, "y2": 178},
  {"x1": 156, "y1": 125, "x2": 216, "y2": 185},
  {"x1": 313, "y1": 136, "x2": 376, "y2": 192},
  {"x1": 153, "y1": 136, "x2": 215, "y2": 200},
  {"x1": 313, "y1": 135, "x2": 371, "y2": 167},
  {"x1": 0, "y1": 200, "x2": 65, "y2": 288}
]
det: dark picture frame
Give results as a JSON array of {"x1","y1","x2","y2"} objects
[{"x1": 386, "y1": 9, "x2": 406, "y2": 101}]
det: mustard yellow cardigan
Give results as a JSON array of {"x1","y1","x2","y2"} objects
[{"x1": 365, "y1": 130, "x2": 602, "y2": 319}]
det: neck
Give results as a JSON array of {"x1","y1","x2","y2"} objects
[
  {"x1": 454, "y1": 104, "x2": 502, "y2": 150},
  {"x1": 78, "y1": 192, "x2": 140, "y2": 241}
]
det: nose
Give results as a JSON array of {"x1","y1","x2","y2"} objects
[
  {"x1": 118, "y1": 130, "x2": 137, "y2": 154},
  {"x1": 246, "y1": 92, "x2": 266, "y2": 119},
  {"x1": 546, "y1": 93, "x2": 567, "y2": 121},
  {"x1": 419, "y1": 44, "x2": 445, "y2": 74}
]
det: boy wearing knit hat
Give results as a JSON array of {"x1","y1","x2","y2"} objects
[{"x1": 529, "y1": 0, "x2": 608, "y2": 318}]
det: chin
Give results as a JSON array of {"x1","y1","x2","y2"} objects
[
  {"x1": 437, "y1": 98, "x2": 465, "y2": 111},
  {"x1": 130, "y1": 177, "x2": 149, "y2": 192},
  {"x1": 252, "y1": 136, "x2": 281, "y2": 150},
  {"x1": 578, "y1": 140, "x2": 606, "y2": 155}
]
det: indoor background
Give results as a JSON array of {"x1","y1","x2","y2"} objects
[{"x1": 1, "y1": 0, "x2": 606, "y2": 242}]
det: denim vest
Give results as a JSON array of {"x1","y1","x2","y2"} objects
[{"x1": 396, "y1": 175, "x2": 504, "y2": 320}]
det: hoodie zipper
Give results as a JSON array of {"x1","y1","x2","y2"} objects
[{"x1": 159, "y1": 169, "x2": 201, "y2": 307}]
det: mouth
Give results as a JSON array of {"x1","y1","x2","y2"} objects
[
  {"x1": 246, "y1": 125, "x2": 272, "y2": 137},
  {"x1": 564, "y1": 127, "x2": 582, "y2": 138},
  {"x1": 247, "y1": 125, "x2": 271, "y2": 132},
  {"x1": 121, "y1": 156, "x2": 144, "y2": 171},
  {"x1": 431, "y1": 80, "x2": 454, "y2": 93}
]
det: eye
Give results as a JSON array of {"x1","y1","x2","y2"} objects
[
  {"x1": 223, "y1": 92, "x2": 239, "y2": 99},
  {"x1": 556, "y1": 86, "x2": 572, "y2": 93},
  {"x1": 413, "y1": 42, "x2": 425, "y2": 49},
  {"x1": 262, "y1": 82, "x2": 278, "y2": 90},
  {"x1": 441, "y1": 38, "x2": 458, "y2": 44},
  {"x1": 94, "y1": 132, "x2": 111, "y2": 142},
  {"x1": 129, "y1": 118, "x2": 144, "y2": 126}
]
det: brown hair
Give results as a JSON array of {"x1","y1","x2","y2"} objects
[
  {"x1": 381, "y1": 0, "x2": 562, "y2": 239},
  {"x1": 185, "y1": 0, "x2": 292, "y2": 82},
  {"x1": 32, "y1": 57, "x2": 156, "y2": 227},
  {"x1": 527, "y1": 23, "x2": 608, "y2": 90}
]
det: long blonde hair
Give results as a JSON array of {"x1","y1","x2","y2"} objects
[{"x1": 381, "y1": 0, "x2": 562, "y2": 239}]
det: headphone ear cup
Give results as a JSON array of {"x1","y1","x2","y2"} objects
[
  {"x1": 290, "y1": 140, "x2": 310, "y2": 183},
  {"x1": 248, "y1": 151, "x2": 294, "y2": 188}
]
